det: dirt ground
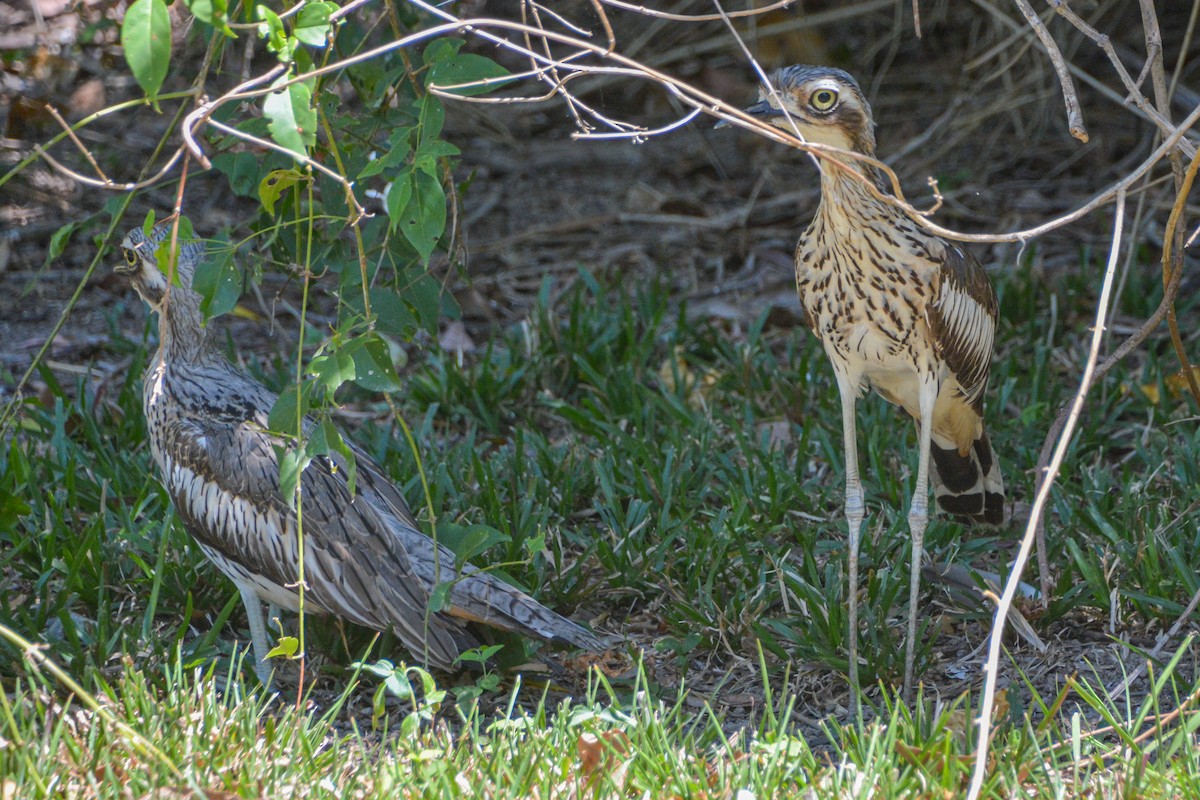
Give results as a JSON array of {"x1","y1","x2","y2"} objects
[{"x1": 3, "y1": 0, "x2": 1199, "y2": 733}]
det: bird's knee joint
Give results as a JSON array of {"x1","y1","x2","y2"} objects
[{"x1": 845, "y1": 494, "x2": 866, "y2": 526}]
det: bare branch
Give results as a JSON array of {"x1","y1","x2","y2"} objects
[
  {"x1": 596, "y1": 0, "x2": 798, "y2": 22},
  {"x1": 1013, "y1": 0, "x2": 1088, "y2": 141},
  {"x1": 1048, "y1": 0, "x2": 1190, "y2": 154}
]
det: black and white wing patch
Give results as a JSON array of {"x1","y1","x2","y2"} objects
[{"x1": 926, "y1": 245, "x2": 998, "y2": 410}]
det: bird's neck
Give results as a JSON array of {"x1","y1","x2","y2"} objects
[
  {"x1": 155, "y1": 289, "x2": 218, "y2": 363},
  {"x1": 817, "y1": 162, "x2": 889, "y2": 222},
  {"x1": 816, "y1": 147, "x2": 886, "y2": 199}
]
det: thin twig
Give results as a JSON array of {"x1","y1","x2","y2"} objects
[
  {"x1": 1047, "y1": 0, "x2": 1181, "y2": 143},
  {"x1": 43, "y1": 103, "x2": 111, "y2": 183},
  {"x1": 1161, "y1": 151, "x2": 1200, "y2": 407},
  {"x1": 170, "y1": 7, "x2": 1199, "y2": 252},
  {"x1": 1013, "y1": 0, "x2": 1088, "y2": 141},
  {"x1": 1053, "y1": 662, "x2": 1200, "y2": 760},
  {"x1": 1141, "y1": 0, "x2": 1200, "y2": 409},
  {"x1": 33, "y1": 143, "x2": 184, "y2": 190},
  {"x1": 596, "y1": 0, "x2": 797, "y2": 22}
]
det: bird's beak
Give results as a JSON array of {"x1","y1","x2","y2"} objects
[{"x1": 714, "y1": 99, "x2": 784, "y2": 129}]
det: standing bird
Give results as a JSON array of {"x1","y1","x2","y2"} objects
[
  {"x1": 730, "y1": 66, "x2": 1004, "y2": 700},
  {"x1": 115, "y1": 222, "x2": 604, "y2": 686}
]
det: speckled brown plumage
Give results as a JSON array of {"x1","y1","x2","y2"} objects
[
  {"x1": 735, "y1": 65, "x2": 1005, "y2": 701},
  {"x1": 116, "y1": 223, "x2": 604, "y2": 685}
]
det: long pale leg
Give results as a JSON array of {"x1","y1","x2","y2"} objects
[
  {"x1": 834, "y1": 372, "x2": 865, "y2": 710},
  {"x1": 233, "y1": 579, "x2": 274, "y2": 688},
  {"x1": 904, "y1": 377, "x2": 938, "y2": 701}
]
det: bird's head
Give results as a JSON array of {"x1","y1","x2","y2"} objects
[
  {"x1": 739, "y1": 65, "x2": 877, "y2": 158},
  {"x1": 117, "y1": 222, "x2": 206, "y2": 310}
]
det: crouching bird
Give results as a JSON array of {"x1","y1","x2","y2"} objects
[
  {"x1": 116, "y1": 222, "x2": 604, "y2": 686},
  {"x1": 727, "y1": 66, "x2": 1004, "y2": 702}
]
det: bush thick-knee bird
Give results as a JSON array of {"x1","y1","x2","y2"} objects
[
  {"x1": 115, "y1": 222, "x2": 603, "y2": 685},
  {"x1": 729, "y1": 66, "x2": 1004, "y2": 700}
]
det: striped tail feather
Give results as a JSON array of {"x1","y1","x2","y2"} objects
[{"x1": 929, "y1": 428, "x2": 1005, "y2": 525}]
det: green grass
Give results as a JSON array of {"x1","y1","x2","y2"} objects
[
  {"x1": 1, "y1": 260, "x2": 1199, "y2": 796},
  {"x1": 3, "y1": 636, "x2": 1200, "y2": 797}
]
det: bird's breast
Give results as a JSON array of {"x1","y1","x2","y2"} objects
[{"x1": 795, "y1": 216, "x2": 942, "y2": 385}]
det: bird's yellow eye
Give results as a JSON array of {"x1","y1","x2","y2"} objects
[
  {"x1": 123, "y1": 249, "x2": 139, "y2": 267},
  {"x1": 810, "y1": 89, "x2": 838, "y2": 112}
]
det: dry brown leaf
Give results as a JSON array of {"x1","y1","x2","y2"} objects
[
  {"x1": 658, "y1": 346, "x2": 718, "y2": 409},
  {"x1": 68, "y1": 78, "x2": 106, "y2": 120},
  {"x1": 438, "y1": 320, "x2": 477, "y2": 358},
  {"x1": 576, "y1": 730, "x2": 631, "y2": 790},
  {"x1": 1131, "y1": 367, "x2": 1200, "y2": 405}
]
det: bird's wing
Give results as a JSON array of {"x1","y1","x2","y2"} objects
[
  {"x1": 164, "y1": 411, "x2": 472, "y2": 669},
  {"x1": 926, "y1": 244, "x2": 998, "y2": 409},
  {"x1": 342, "y1": 438, "x2": 423, "y2": 530}
]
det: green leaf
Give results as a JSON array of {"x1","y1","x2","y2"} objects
[
  {"x1": 266, "y1": 636, "x2": 299, "y2": 659},
  {"x1": 44, "y1": 222, "x2": 78, "y2": 268},
  {"x1": 0, "y1": 491, "x2": 32, "y2": 531},
  {"x1": 342, "y1": 286, "x2": 418, "y2": 339},
  {"x1": 263, "y1": 75, "x2": 316, "y2": 156},
  {"x1": 192, "y1": 245, "x2": 242, "y2": 319},
  {"x1": 422, "y1": 37, "x2": 463, "y2": 64},
  {"x1": 307, "y1": 351, "x2": 356, "y2": 396},
  {"x1": 427, "y1": 50, "x2": 513, "y2": 97},
  {"x1": 523, "y1": 530, "x2": 546, "y2": 559},
  {"x1": 384, "y1": 168, "x2": 414, "y2": 233},
  {"x1": 268, "y1": 383, "x2": 310, "y2": 434},
  {"x1": 349, "y1": 334, "x2": 401, "y2": 392},
  {"x1": 368, "y1": 288, "x2": 417, "y2": 336},
  {"x1": 455, "y1": 644, "x2": 503, "y2": 666},
  {"x1": 121, "y1": 0, "x2": 171, "y2": 104},
  {"x1": 184, "y1": 0, "x2": 233, "y2": 37},
  {"x1": 294, "y1": 2, "x2": 337, "y2": 47},
  {"x1": 276, "y1": 446, "x2": 310, "y2": 510},
  {"x1": 358, "y1": 128, "x2": 412, "y2": 180},
  {"x1": 152, "y1": 217, "x2": 196, "y2": 288},
  {"x1": 308, "y1": 422, "x2": 354, "y2": 496},
  {"x1": 399, "y1": 169, "x2": 446, "y2": 263},
  {"x1": 428, "y1": 580, "x2": 452, "y2": 614},
  {"x1": 212, "y1": 152, "x2": 262, "y2": 196},
  {"x1": 385, "y1": 667, "x2": 415, "y2": 701},
  {"x1": 258, "y1": 168, "x2": 309, "y2": 215},
  {"x1": 307, "y1": 419, "x2": 357, "y2": 496},
  {"x1": 414, "y1": 140, "x2": 460, "y2": 162},
  {"x1": 414, "y1": 93, "x2": 444, "y2": 149},
  {"x1": 405, "y1": 273, "x2": 442, "y2": 334},
  {"x1": 433, "y1": 523, "x2": 510, "y2": 567},
  {"x1": 255, "y1": 6, "x2": 291, "y2": 60}
]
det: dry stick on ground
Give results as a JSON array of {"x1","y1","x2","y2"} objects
[
  {"x1": 1038, "y1": 664, "x2": 1200, "y2": 764},
  {"x1": 966, "y1": 190, "x2": 1128, "y2": 800}
]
